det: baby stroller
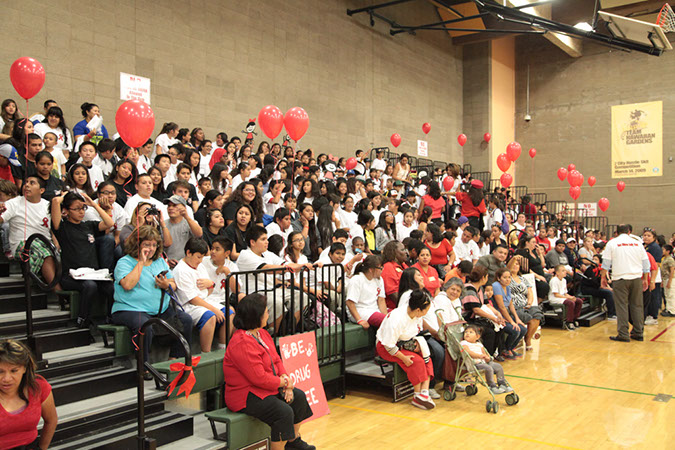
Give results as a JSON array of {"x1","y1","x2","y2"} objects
[{"x1": 436, "y1": 311, "x2": 520, "y2": 413}]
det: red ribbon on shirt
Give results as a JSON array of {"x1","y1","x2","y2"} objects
[{"x1": 166, "y1": 356, "x2": 201, "y2": 399}]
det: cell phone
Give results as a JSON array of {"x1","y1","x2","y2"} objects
[{"x1": 158, "y1": 270, "x2": 168, "y2": 277}]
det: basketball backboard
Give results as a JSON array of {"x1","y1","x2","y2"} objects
[{"x1": 598, "y1": 10, "x2": 673, "y2": 51}]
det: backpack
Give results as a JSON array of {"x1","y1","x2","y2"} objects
[{"x1": 499, "y1": 209, "x2": 510, "y2": 236}]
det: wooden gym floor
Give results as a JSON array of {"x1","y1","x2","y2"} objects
[{"x1": 302, "y1": 316, "x2": 675, "y2": 449}]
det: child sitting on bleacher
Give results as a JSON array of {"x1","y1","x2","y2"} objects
[
  {"x1": 376, "y1": 289, "x2": 435, "y2": 410},
  {"x1": 173, "y1": 237, "x2": 228, "y2": 352},
  {"x1": 460, "y1": 325, "x2": 512, "y2": 394},
  {"x1": 200, "y1": 236, "x2": 239, "y2": 338},
  {"x1": 346, "y1": 255, "x2": 387, "y2": 329},
  {"x1": 548, "y1": 264, "x2": 583, "y2": 330}
]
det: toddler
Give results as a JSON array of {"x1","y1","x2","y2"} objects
[{"x1": 461, "y1": 325, "x2": 513, "y2": 395}]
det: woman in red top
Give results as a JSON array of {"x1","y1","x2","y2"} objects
[
  {"x1": 452, "y1": 180, "x2": 487, "y2": 231},
  {"x1": 412, "y1": 247, "x2": 441, "y2": 296},
  {"x1": 223, "y1": 294, "x2": 315, "y2": 450},
  {"x1": 419, "y1": 181, "x2": 445, "y2": 221},
  {"x1": 424, "y1": 223, "x2": 455, "y2": 279},
  {"x1": 0, "y1": 340, "x2": 57, "y2": 450}
]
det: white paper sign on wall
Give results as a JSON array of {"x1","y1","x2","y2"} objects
[
  {"x1": 120, "y1": 72, "x2": 151, "y2": 104},
  {"x1": 417, "y1": 140, "x2": 428, "y2": 157},
  {"x1": 566, "y1": 202, "x2": 598, "y2": 217}
]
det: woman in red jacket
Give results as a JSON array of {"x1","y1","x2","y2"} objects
[
  {"x1": 223, "y1": 294, "x2": 315, "y2": 450},
  {"x1": 452, "y1": 179, "x2": 486, "y2": 231}
]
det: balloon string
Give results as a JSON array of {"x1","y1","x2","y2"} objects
[{"x1": 23, "y1": 99, "x2": 29, "y2": 249}]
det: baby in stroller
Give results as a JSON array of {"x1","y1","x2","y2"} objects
[{"x1": 460, "y1": 325, "x2": 513, "y2": 395}]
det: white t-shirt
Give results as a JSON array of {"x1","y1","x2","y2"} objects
[
  {"x1": 236, "y1": 248, "x2": 285, "y2": 293},
  {"x1": 137, "y1": 155, "x2": 152, "y2": 174},
  {"x1": 92, "y1": 155, "x2": 114, "y2": 177},
  {"x1": 397, "y1": 222, "x2": 415, "y2": 241},
  {"x1": 123, "y1": 194, "x2": 168, "y2": 222},
  {"x1": 1, "y1": 197, "x2": 52, "y2": 253},
  {"x1": 371, "y1": 158, "x2": 387, "y2": 172},
  {"x1": 231, "y1": 174, "x2": 247, "y2": 191},
  {"x1": 265, "y1": 222, "x2": 292, "y2": 253},
  {"x1": 201, "y1": 256, "x2": 238, "y2": 305},
  {"x1": 263, "y1": 192, "x2": 284, "y2": 217},
  {"x1": 85, "y1": 164, "x2": 105, "y2": 190},
  {"x1": 338, "y1": 209, "x2": 357, "y2": 232},
  {"x1": 601, "y1": 233, "x2": 650, "y2": 281},
  {"x1": 154, "y1": 133, "x2": 177, "y2": 159},
  {"x1": 34, "y1": 123, "x2": 74, "y2": 152},
  {"x1": 173, "y1": 259, "x2": 219, "y2": 324},
  {"x1": 454, "y1": 238, "x2": 480, "y2": 262},
  {"x1": 424, "y1": 292, "x2": 462, "y2": 332},
  {"x1": 548, "y1": 276, "x2": 567, "y2": 304},
  {"x1": 376, "y1": 307, "x2": 424, "y2": 352},
  {"x1": 49, "y1": 148, "x2": 67, "y2": 178},
  {"x1": 460, "y1": 340, "x2": 486, "y2": 364},
  {"x1": 346, "y1": 272, "x2": 384, "y2": 322},
  {"x1": 84, "y1": 200, "x2": 129, "y2": 232},
  {"x1": 163, "y1": 164, "x2": 178, "y2": 189}
]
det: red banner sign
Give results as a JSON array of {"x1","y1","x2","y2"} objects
[{"x1": 278, "y1": 331, "x2": 330, "y2": 421}]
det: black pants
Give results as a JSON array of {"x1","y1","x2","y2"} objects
[
  {"x1": 534, "y1": 279, "x2": 550, "y2": 300},
  {"x1": 581, "y1": 286, "x2": 616, "y2": 316},
  {"x1": 468, "y1": 215, "x2": 483, "y2": 232},
  {"x1": 243, "y1": 389, "x2": 313, "y2": 442},
  {"x1": 10, "y1": 438, "x2": 39, "y2": 450},
  {"x1": 60, "y1": 276, "x2": 114, "y2": 321},
  {"x1": 469, "y1": 319, "x2": 501, "y2": 356}
]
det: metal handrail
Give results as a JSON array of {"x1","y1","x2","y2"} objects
[
  {"x1": 135, "y1": 318, "x2": 192, "y2": 450},
  {"x1": 21, "y1": 233, "x2": 62, "y2": 359}
]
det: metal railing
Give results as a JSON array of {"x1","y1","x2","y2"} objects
[
  {"x1": 510, "y1": 186, "x2": 528, "y2": 201},
  {"x1": 471, "y1": 171, "x2": 491, "y2": 188},
  {"x1": 529, "y1": 193, "x2": 547, "y2": 205}
]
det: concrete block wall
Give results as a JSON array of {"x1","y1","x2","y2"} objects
[
  {"x1": 0, "y1": 0, "x2": 464, "y2": 164},
  {"x1": 515, "y1": 36, "x2": 675, "y2": 235}
]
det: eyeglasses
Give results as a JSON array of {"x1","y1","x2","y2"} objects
[
  {"x1": 243, "y1": 188, "x2": 256, "y2": 193},
  {"x1": 375, "y1": 266, "x2": 383, "y2": 270},
  {"x1": 69, "y1": 206, "x2": 88, "y2": 211},
  {"x1": 292, "y1": 238, "x2": 305, "y2": 243},
  {"x1": 99, "y1": 190, "x2": 116, "y2": 196}
]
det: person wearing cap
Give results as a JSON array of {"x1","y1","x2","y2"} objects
[
  {"x1": 601, "y1": 224, "x2": 650, "y2": 342},
  {"x1": 0, "y1": 143, "x2": 21, "y2": 184},
  {"x1": 371, "y1": 149, "x2": 387, "y2": 172},
  {"x1": 564, "y1": 238, "x2": 579, "y2": 268},
  {"x1": 456, "y1": 216, "x2": 469, "y2": 240},
  {"x1": 451, "y1": 180, "x2": 486, "y2": 231},
  {"x1": 164, "y1": 194, "x2": 203, "y2": 264}
]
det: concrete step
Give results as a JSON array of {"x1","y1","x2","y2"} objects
[
  {"x1": 0, "y1": 291, "x2": 48, "y2": 313},
  {"x1": 0, "y1": 306, "x2": 70, "y2": 334},
  {"x1": 50, "y1": 365, "x2": 138, "y2": 406}
]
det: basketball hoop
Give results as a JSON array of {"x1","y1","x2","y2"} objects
[{"x1": 657, "y1": 3, "x2": 675, "y2": 33}]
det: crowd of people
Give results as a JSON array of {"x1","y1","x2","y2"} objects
[{"x1": 1, "y1": 96, "x2": 673, "y2": 448}]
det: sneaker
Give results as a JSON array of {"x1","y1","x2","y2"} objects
[
  {"x1": 454, "y1": 384, "x2": 466, "y2": 392},
  {"x1": 503, "y1": 352, "x2": 516, "y2": 360},
  {"x1": 494, "y1": 355, "x2": 506, "y2": 362},
  {"x1": 286, "y1": 437, "x2": 316, "y2": 450},
  {"x1": 489, "y1": 385, "x2": 505, "y2": 395},
  {"x1": 412, "y1": 394, "x2": 435, "y2": 410},
  {"x1": 660, "y1": 310, "x2": 675, "y2": 317},
  {"x1": 428, "y1": 388, "x2": 441, "y2": 399},
  {"x1": 644, "y1": 316, "x2": 658, "y2": 326},
  {"x1": 565, "y1": 322, "x2": 576, "y2": 330},
  {"x1": 511, "y1": 350, "x2": 522, "y2": 357},
  {"x1": 574, "y1": 321, "x2": 580, "y2": 327},
  {"x1": 499, "y1": 383, "x2": 514, "y2": 393},
  {"x1": 607, "y1": 315, "x2": 617, "y2": 321}
]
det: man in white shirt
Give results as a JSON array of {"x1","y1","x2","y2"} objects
[
  {"x1": 371, "y1": 149, "x2": 387, "y2": 172},
  {"x1": 236, "y1": 225, "x2": 309, "y2": 332},
  {"x1": 0, "y1": 176, "x2": 57, "y2": 284},
  {"x1": 601, "y1": 224, "x2": 650, "y2": 342},
  {"x1": 454, "y1": 226, "x2": 480, "y2": 264},
  {"x1": 265, "y1": 208, "x2": 293, "y2": 254},
  {"x1": 124, "y1": 173, "x2": 168, "y2": 221}
]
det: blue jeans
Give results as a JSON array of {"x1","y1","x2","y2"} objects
[
  {"x1": 502, "y1": 322, "x2": 527, "y2": 352},
  {"x1": 112, "y1": 308, "x2": 193, "y2": 363}
]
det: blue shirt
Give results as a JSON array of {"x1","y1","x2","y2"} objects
[
  {"x1": 112, "y1": 256, "x2": 173, "y2": 314},
  {"x1": 72, "y1": 119, "x2": 109, "y2": 142},
  {"x1": 492, "y1": 281, "x2": 512, "y2": 308}
]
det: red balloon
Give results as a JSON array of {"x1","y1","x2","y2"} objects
[
  {"x1": 529, "y1": 148, "x2": 536, "y2": 158},
  {"x1": 557, "y1": 167, "x2": 568, "y2": 181},
  {"x1": 115, "y1": 100, "x2": 155, "y2": 148},
  {"x1": 568, "y1": 170, "x2": 583, "y2": 187},
  {"x1": 588, "y1": 176, "x2": 596, "y2": 187},
  {"x1": 598, "y1": 197, "x2": 610, "y2": 212},
  {"x1": 9, "y1": 57, "x2": 46, "y2": 100},
  {"x1": 483, "y1": 133, "x2": 491, "y2": 143},
  {"x1": 569, "y1": 186, "x2": 581, "y2": 200},
  {"x1": 500, "y1": 173, "x2": 513, "y2": 188},
  {"x1": 257, "y1": 105, "x2": 284, "y2": 139},
  {"x1": 283, "y1": 107, "x2": 309, "y2": 141},
  {"x1": 496, "y1": 153, "x2": 511, "y2": 172},
  {"x1": 617, "y1": 181, "x2": 626, "y2": 192},
  {"x1": 568, "y1": 163, "x2": 576, "y2": 172},
  {"x1": 506, "y1": 142, "x2": 522, "y2": 161},
  {"x1": 457, "y1": 134, "x2": 467, "y2": 147},
  {"x1": 442, "y1": 176, "x2": 454, "y2": 191},
  {"x1": 422, "y1": 123, "x2": 431, "y2": 134},
  {"x1": 390, "y1": 133, "x2": 401, "y2": 148},
  {"x1": 345, "y1": 157, "x2": 357, "y2": 170}
]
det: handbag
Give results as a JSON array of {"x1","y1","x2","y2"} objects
[{"x1": 153, "y1": 287, "x2": 185, "y2": 337}]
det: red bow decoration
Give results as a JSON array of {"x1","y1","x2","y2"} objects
[{"x1": 166, "y1": 356, "x2": 201, "y2": 399}]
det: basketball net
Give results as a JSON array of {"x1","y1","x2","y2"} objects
[{"x1": 657, "y1": 3, "x2": 675, "y2": 33}]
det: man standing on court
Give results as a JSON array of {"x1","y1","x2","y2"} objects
[{"x1": 601, "y1": 224, "x2": 650, "y2": 342}]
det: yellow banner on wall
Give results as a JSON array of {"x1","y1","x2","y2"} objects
[{"x1": 611, "y1": 101, "x2": 662, "y2": 178}]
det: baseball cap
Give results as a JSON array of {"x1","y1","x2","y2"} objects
[
  {"x1": 163, "y1": 195, "x2": 188, "y2": 206},
  {"x1": 458, "y1": 216, "x2": 469, "y2": 225},
  {"x1": 470, "y1": 179, "x2": 484, "y2": 189},
  {"x1": 0, "y1": 144, "x2": 21, "y2": 167},
  {"x1": 347, "y1": 169, "x2": 355, "y2": 175},
  {"x1": 566, "y1": 238, "x2": 576, "y2": 243}
]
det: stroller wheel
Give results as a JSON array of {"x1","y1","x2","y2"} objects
[
  {"x1": 514, "y1": 393, "x2": 520, "y2": 404},
  {"x1": 485, "y1": 400, "x2": 492, "y2": 413},
  {"x1": 466, "y1": 385, "x2": 477, "y2": 396},
  {"x1": 505, "y1": 393, "x2": 516, "y2": 406},
  {"x1": 444, "y1": 390, "x2": 456, "y2": 401},
  {"x1": 492, "y1": 401, "x2": 499, "y2": 414}
]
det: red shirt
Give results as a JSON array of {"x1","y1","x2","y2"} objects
[
  {"x1": 425, "y1": 239, "x2": 453, "y2": 266},
  {"x1": 412, "y1": 262, "x2": 441, "y2": 295},
  {"x1": 455, "y1": 192, "x2": 487, "y2": 218},
  {"x1": 422, "y1": 195, "x2": 445, "y2": 219},
  {"x1": 382, "y1": 261, "x2": 408, "y2": 297},
  {"x1": 223, "y1": 329, "x2": 287, "y2": 412},
  {"x1": 536, "y1": 235, "x2": 551, "y2": 253},
  {"x1": 0, "y1": 166, "x2": 14, "y2": 183},
  {"x1": 0, "y1": 377, "x2": 51, "y2": 449}
]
